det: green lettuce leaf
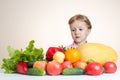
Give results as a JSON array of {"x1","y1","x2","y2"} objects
[{"x1": 1, "y1": 40, "x2": 44, "y2": 73}]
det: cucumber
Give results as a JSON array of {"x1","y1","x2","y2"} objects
[
  {"x1": 62, "y1": 68, "x2": 84, "y2": 75},
  {"x1": 27, "y1": 68, "x2": 46, "y2": 76}
]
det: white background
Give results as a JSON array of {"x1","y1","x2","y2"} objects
[{"x1": 0, "y1": 0, "x2": 120, "y2": 67}]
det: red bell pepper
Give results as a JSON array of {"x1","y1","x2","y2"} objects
[
  {"x1": 46, "y1": 47, "x2": 64, "y2": 61},
  {"x1": 16, "y1": 62, "x2": 28, "y2": 74}
]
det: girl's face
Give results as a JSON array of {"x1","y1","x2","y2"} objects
[{"x1": 70, "y1": 20, "x2": 91, "y2": 45}]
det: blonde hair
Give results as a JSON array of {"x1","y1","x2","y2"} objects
[{"x1": 68, "y1": 14, "x2": 92, "y2": 29}]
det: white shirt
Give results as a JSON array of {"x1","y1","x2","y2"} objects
[
  {"x1": 66, "y1": 42, "x2": 78, "y2": 49},
  {"x1": 66, "y1": 41, "x2": 87, "y2": 49}
]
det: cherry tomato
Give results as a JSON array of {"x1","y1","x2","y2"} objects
[
  {"x1": 85, "y1": 62, "x2": 103, "y2": 75},
  {"x1": 103, "y1": 61, "x2": 117, "y2": 73},
  {"x1": 16, "y1": 62, "x2": 28, "y2": 74}
]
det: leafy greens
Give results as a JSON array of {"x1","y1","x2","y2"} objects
[{"x1": 1, "y1": 40, "x2": 44, "y2": 73}]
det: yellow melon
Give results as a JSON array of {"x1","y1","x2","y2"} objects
[{"x1": 77, "y1": 43, "x2": 118, "y2": 65}]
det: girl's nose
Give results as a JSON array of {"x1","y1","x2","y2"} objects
[{"x1": 75, "y1": 29, "x2": 79, "y2": 34}]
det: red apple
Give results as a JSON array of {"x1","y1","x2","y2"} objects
[
  {"x1": 46, "y1": 60, "x2": 62, "y2": 75},
  {"x1": 61, "y1": 61, "x2": 73, "y2": 70},
  {"x1": 46, "y1": 47, "x2": 64, "y2": 61}
]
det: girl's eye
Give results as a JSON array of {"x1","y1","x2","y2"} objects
[
  {"x1": 79, "y1": 29, "x2": 83, "y2": 31},
  {"x1": 71, "y1": 29, "x2": 75, "y2": 31}
]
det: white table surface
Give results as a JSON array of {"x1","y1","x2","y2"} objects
[{"x1": 0, "y1": 68, "x2": 120, "y2": 80}]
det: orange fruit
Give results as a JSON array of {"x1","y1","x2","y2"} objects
[{"x1": 65, "y1": 48, "x2": 80, "y2": 63}]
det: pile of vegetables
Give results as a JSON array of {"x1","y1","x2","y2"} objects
[
  {"x1": 1, "y1": 40, "x2": 44, "y2": 73},
  {"x1": 1, "y1": 40, "x2": 118, "y2": 76}
]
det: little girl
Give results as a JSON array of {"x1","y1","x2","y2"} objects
[{"x1": 67, "y1": 14, "x2": 92, "y2": 49}]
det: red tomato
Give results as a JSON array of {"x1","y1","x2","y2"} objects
[
  {"x1": 16, "y1": 62, "x2": 28, "y2": 74},
  {"x1": 85, "y1": 62, "x2": 103, "y2": 75},
  {"x1": 61, "y1": 61, "x2": 73, "y2": 70},
  {"x1": 103, "y1": 61, "x2": 117, "y2": 73},
  {"x1": 47, "y1": 60, "x2": 62, "y2": 75}
]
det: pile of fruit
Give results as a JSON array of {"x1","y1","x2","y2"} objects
[{"x1": 1, "y1": 40, "x2": 118, "y2": 76}]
